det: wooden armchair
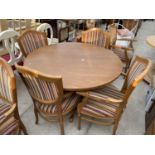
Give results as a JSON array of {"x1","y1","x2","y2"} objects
[
  {"x1": 79, "y1": 28, "x2": 110, "y2": 48},
  {"x1": 17, "y1": 30, "x2": 48, "y2": 57},
  {"x1": 108, "y1": 23, "x2": 137, "y2": 72},
  {"x1": 15, "y1": 64, "x2": 81, "y2": 135},
  {"x1": 77, "y1": 56, "x2": 151, "y2": 134},
  {"x1": 0, "y1": 58, "x2": 27, "y2": 134}
]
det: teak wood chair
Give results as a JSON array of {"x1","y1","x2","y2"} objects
[
  {"x1": 77, "y1": 56, "x2": 151, "y2": 135},
  {"x1": 17, "y1": 30, "x2": 48, "y2": 57},
  {"x1": 15, "y1": 64, "x2": 81, "y2": 135},
  {"x1": 108, "y1": 23, "x2": 137, "y2": 72},
  {"x1": 81, "y1": 28, "x2": 110, "y2": 48},
  {"x1": 0, "y1": 58, "x2": 27, "y2": 134}
]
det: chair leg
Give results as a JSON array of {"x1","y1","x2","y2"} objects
[
  {"x1": 59, "y1": 116, "x2": 64, "y2": 135},
  {"x1": 14, "y1": 109, "x2": 28, "y2": 135},
  {"x1": 112, "y1": 120, "x2": 119, "y2": 135},
  {"x1": 34, "y1": 105, "x2": 39, "y2": 124},
  {"x1": 19, "y1": 120, "x2": 28, "y2": 135},
  {"x1": 78, "y1": 113, "x2": 81, "y2": 130},
  {"x1": 69, "y1": 109, "x2": 76, "y2": 122}
]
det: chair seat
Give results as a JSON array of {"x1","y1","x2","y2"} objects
[
  {"x1": 113, "y1": 48, "x2": 133, "y2": 62},
  {"x1": 47, "y1": 38, "x2": 59, "y2": 45},
  {"x1": 36, "y1": 93, "x2": 81, "y2": 115},
  {"x1": 0, "y1": 116, "x2": 19, "y2": 135},
  {"x1": 81, "y1": 99, "x2": 119, "y2": 118},
  {"x1": 80, "y1": 84, "x2": 124, "y2": 118},
  {"x1": 0, "y1": 103, "x2": 19, "y2": 135},
  {"x1": 88, "y1": 84, "x2": 124, "y2": 100}
]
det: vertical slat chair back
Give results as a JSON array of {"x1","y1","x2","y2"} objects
[
  {"x1": 81, "y1": 28, "x2": 110, "y2": 48},
  {"x1": 107, "y1": 24, "x2": 117, "y2": 46},
  {"x1": 17, "y1": 30, "x2": 48, "y2": 57},
  {"x1": 122, "y1": 56, "x2": 151, "y2": 103},
  {"x1": 15, "y1": 64, "x2": 64, "y2": 106},
  {"x1": 0, "y1": 30, "x2": 22, "y2": 66},
  {"x1": 0, "y1": 58, "x2": 16, "y2": 104}
]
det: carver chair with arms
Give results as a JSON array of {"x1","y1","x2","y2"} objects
[
  {"x1": 15, "y1": 64, "x2": 81, "y2": 135},
  {"x1": 0, "y1": 58, "x2": 27, "y2": 134},
  {"x1": 77, "y1": 56, "x2": 151, "y2": 134}
]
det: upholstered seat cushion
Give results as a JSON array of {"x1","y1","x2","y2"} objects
[
  {"x1": 0, "y1": 116, "x2": 18, "y2": 135},
  {"x1": 36, "y1": 93, "x2": 81, "y2": 115},
  {"x1": 79, "y1": 84, "x2": 124, "y2": 118},
  {"x1": 87, "y1": 84, "x2": 124, "y2": 101},
  {"x1": 81, "y1": 99, "x2": 120, "y2": 118},
  {"x1": 112, "y1": 47, "x2": 133, "y2": 62},
  {"x1": 0, "y1": 103, "x2": 18, "y2": 135}
]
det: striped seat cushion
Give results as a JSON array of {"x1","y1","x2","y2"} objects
[
  {"x1": 88, "y1": 84, "x2": 124, "y2": 100},
  {"x1": 81, "y1": 99, "x2": 119, "y2": 118},
  {"x1": 0, "y1": 102, "x2": 12, "y2": 122},
  {"x1": 0, "y1": 103, "x2": 19, "y2": 135},
  {"x1": 0, "y1": 116, "x2": 19, "y2": 135},
  {"x1": 36, "y1": 93, "x2": 81, "y2": 115},
  {"x1": 112, "y1": 48, "x2": 133, "y2": 62}
]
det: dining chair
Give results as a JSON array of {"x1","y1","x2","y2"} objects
[
  {"x1": 77, "y1": 56, "x2": 151, "y2": 134},
  {"x1": 0, "y1": 29, "x2": 22, "y2": 66},
  {"x1": 37, "y1": 23, "x2": 59, "y2": 45},
  {"x1": 17, "y1": 30, "x2": 48, "y2": 57},
  {"x1": 108, "y1": 24, "x2": 136, "y2": 72},
  {"x1": 81, "y1": 28, "x2": 110, "y2": 48},
  {"x1": 15, "y1": 64, "x2": 81, "y2": 135},
  {"x1": 0, "y1": 58, "x2": 27, "y2": 134}
]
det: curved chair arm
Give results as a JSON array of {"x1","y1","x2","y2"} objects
[
  {"x1": 110, "y1": 44, "x2": 134, "y2": 51},
  {"x1": 77, "y1": 91, "x2": 123, "y2": 104},
  {"x1": 117, "y1": 38, "x2": 136, "y2": 42},
  {"x1": 0, "y1": 104, "x2": 16, "y2": 126}
]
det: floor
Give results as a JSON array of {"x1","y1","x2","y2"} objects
[{"x1": 16, "y1": 20, "x2": 155, "y2": 135}]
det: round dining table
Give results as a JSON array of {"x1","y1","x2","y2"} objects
[{"x1": 24, "y1": 42, "x2": 122, "y2": 91}]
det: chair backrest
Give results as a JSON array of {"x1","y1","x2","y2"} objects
[
  {"x1": 122, "y1": 56, "x2": 151, "y2": 102},
  {"x1": 0, "y1": 30, "x2": 22, "y2": 65},
  {"x1": 107, "y1": 25, "x2": 117, "y2": 45},
  {"x1": 37, "y1": 23, "x2": 53, "y2": 40},
  {"x1": 15, "y1": 64, "x2": 64, "y2": 106},
  {"x1": 0, "y1": 58, "x2": 16, "y2": 104},
  {"x1": 17, "y1": 30, "x2": 48, "y2": 57},
  {"x1": 81, "y1": 28, "x2": 110, "y2": 48}
]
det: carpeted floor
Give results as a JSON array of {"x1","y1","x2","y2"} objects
[{"x1": 16, "y1": 20, "x2": 155, "y2": 134}]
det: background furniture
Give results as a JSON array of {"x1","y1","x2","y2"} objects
[
  {"x1": 145, "y1": 101, "x2": 155, "y2": 134},
  {"x1": 24, "y1": 42, "x2": 122, "y2": 91},
  {"x1": 0, "y1": 29, "x2": 22, "y2": 66},
  {"x1": 37, "y1": 23, "x2": 58, "y2": 45}
]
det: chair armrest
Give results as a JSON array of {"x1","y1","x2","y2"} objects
[
  {"x1": 77, "y1": 91, "x2": 123, "y2": 104},
  {"x1": 121, "y1": 72, "x2": 127, "y2": 77},
  {"x1": 0, "y1": 104, "x2": 16, "y2": 126},
  {"x1": 110, "y1": 44, "x2": 134, "y2": 51},
  {"x1": 117, "y1": 38, "x2": 136, "y2": 42}
]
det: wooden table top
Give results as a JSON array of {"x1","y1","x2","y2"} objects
[
  {"x1": 146, "y1": 35, "x2": 155, "y2": 48},
  {"x1": 24, "y1": 42, "x2": 122, "y2": 91}
]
